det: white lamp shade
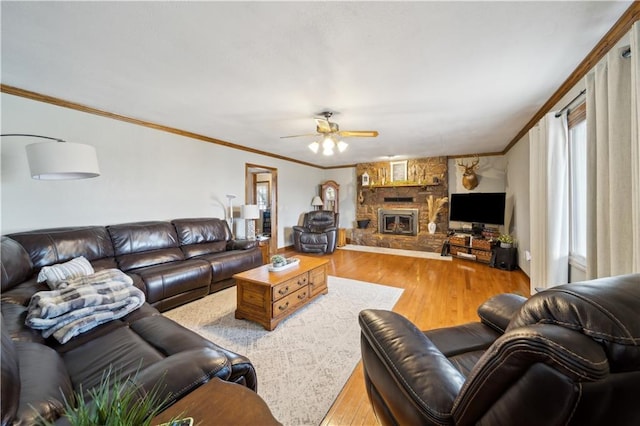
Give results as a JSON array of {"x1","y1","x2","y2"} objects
[
  {"x1": 26, "y1": 142, "x2": 100, "y2": 180},
  {"x1": 311, "y1": 196, "x2": 324, "y2": 206},
  {"x1": 241, "y1": 204, "x2": 261, "y2": 219}
]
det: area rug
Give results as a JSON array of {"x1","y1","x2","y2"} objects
[
  {"x1": 163, "y1": 276, "x2": 403, "y2": 426},
  {"x1": 339, "y1": 243, "x2": 452, "y2": 261}
]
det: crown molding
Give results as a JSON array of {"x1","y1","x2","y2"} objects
[
  {"x1": 503, "y1": 1, "x2": 640, "y2": 154},
  {"x1": 0, "y1": 84, "x2": 324, "y2": 169}
]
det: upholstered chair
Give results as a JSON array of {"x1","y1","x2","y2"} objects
[
  {"x1": 359, "y1": 273, "x2": 640, "y2": 426},
  {"x1": 293, "y1": 210, "x2": 339, "y2": 254}
]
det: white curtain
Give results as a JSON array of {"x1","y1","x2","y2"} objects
[
  {"x1": 585, "y1": 22, "x2": 640, "y2": 278},
  {"x1": 529, "y1": 112, "x2": 569, "y2": 293}
]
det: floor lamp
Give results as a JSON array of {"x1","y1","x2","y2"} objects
[
  {"x1": 226, "y1": 194, "x2": 236, "y2": 233},
  {"x1": 241, "y1": 204, "x2": 260, "y2": 240}
]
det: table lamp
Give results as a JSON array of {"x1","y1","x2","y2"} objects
[
  {"x1": 241, "y1": 204, "x2": 260, "y2": 240},
  {"x1": 311, "y1": 196, "x2": 323, "y2": 210}
]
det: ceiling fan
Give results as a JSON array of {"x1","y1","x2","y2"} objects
[{"x1": 281, "y1": 111, "x2": 379, "y2": 155}]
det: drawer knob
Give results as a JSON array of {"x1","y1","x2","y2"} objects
[
  {"x1": 298, "y1": 292, "x2": 307, "y2": 300},
  {"x1": 278, "y1": 301, "x2": 290, "y2": 311},
  {"x1": 278, "y1": 286, "x2": 289, "y2": 295}
]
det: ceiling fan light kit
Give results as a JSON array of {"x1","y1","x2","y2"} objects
[{"x1": 283, "y1": 111, "x2": 378, "y2": 156}]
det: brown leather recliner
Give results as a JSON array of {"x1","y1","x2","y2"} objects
[
  {"x1": 359, "y1": 273, "x2": 640, "y2": 426},
  {"x1": 293, "y1": 210, "x2": 339, "y2": 254}
]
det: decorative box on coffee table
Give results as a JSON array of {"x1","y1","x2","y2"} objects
[{"x1": 233, "y1": 255, "x2": 329, "y2": 330}]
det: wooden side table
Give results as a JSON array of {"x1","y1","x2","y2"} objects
[
  {"x1": 152, "y1": 378, "x2": 281, "y2": 426},
  {"x1": 258, "y1": 237, "x2": 270, "y2": 264},
  {"x1": 337, "y1": 228, "x2": 347, "y2": 247}
]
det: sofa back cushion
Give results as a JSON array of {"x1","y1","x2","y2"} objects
[
  {"x1": 508, "y1": 273, "x2": 640, "y2": 371},
  {"x1": 108, "y1": 221, "x2": 184, "y2": 271},
  {"x1": 1, "y1": 237, "x2": 33, "y2": 292},
  {"x1": 303, "y1": 210, "x2": 338, "y2": 232},
  {"x1": 172, "y1": 218, "x2": 231, "y2": 258},
  {"x1": 8, "y1": 227, "x2": 115, "y2": 271}
]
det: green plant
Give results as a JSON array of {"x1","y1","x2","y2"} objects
[
  {"x1": 498, "y1": 234, "x2": 514, "y2": 244},
  {"x1": 40, "y1": 367, "x2": 173, "y2": 426},
  {"x1": 270, "y1": 254, "x2": 286, "y2": 265}
]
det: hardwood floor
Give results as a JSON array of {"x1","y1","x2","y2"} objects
[{"x1": 295, "y1": 247, "x2": 531, "y2": 426}]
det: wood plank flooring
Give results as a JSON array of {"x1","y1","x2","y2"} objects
[{"x1": 291, "y1": 247, "x2": 531, "y2": 426}]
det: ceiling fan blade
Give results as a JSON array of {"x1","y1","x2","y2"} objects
[
  {"x1": 315, "y1": 118, "x2": 332, "y2": 133},
  {"x1": 338, "y1": 130, "x2": 379, "y2": 138},
  {"x1": 280, "y1": 133, "x2": 319, "y2": 139}
]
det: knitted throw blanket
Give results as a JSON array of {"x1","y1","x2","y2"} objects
[{"x1": 26, "y1": 269, "x2": 145, "y2": 344}]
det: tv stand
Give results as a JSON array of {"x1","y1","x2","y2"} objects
[{"x1": 445, "y1": 233, "x2": 495, "y2": 264}]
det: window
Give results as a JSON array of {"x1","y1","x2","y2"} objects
[{"x1": 568, "y1": 103, "x2": 587, "y2": 268}]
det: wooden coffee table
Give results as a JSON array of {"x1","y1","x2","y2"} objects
[{"x1": 233, "y1": 255, "x2": 329, "y2": 330}]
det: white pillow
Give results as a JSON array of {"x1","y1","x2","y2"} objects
[{"x1": 37, "y1": 256, "x2": 95, "y2": 289}]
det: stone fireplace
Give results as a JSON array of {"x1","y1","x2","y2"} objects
[
  {"x1": 352, "y1": 156, "x2": 449, "y2": 253},
  {"x1": 378, "y1": 208, "x2": 419, "y2": 236}
]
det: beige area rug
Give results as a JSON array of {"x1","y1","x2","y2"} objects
[
  {"x1": 339, "y1": 243, "x2": 452, "y2": 261},
  {"x1": 163, "y1": 276, "x2": 403, "y2": 426}
]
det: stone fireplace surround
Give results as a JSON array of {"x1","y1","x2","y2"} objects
[{"x1": 353, "y1": 157, "x2": 448, "y2": 253}]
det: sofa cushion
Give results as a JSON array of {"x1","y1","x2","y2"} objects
[
  {"x1": 108, "y1": 221, "x2": 184, "y2": 270},
  {"x1": 172, "y1": 218, "x2": 232, "y2": 258},
  {"x1": 199, "y1": 249, "x2": 262, "y2": 283},
  {"x1": 15, "y1": 340, "x2": 74, "y2": 425},
  {"x1": 128, "y1": 259, "x2": 211, "y2": 305},
  {"x1": 1, "y1": 315, "x2": 19, "y2": 425},
  {"x1": 0, "y1": 237, "x2": 33, "y2": 292},
  {"x1": 37, "y1": 256, "x2": 95, "y2": 289},
  {"x1": 9, "y1": 226, "x2": 115, "y2": 270}
]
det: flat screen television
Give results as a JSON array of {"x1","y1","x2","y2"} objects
[{"x1": 449, "y1": 192, "x2": 506, "y2": 225}]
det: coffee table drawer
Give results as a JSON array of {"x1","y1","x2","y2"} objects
[
  {"x1": 273, "y1": 286, "x2": 309, "y2": 317},
  {"x1": 272, "y1": 273, "x2": 308, "y2": 301}
]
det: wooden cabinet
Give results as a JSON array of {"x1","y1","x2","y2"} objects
[{"x1": 320, "y1": 180, "x2": 339, "y2": 213}]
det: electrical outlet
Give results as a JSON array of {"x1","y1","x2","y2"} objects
[{"x1": 525, "y1": 250, "x2": 532, "y2": 261}]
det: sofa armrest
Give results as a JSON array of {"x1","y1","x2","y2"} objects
[
  {"x1": 130, "y1": 348, "x2": 232, "y2": 410},
  {"x1": 359, "y1": 309, "x2": 465, "y2": 425},
  {"x1": 477, "y1": 293, "x2": 527, "y2": 333},
  {"x1": 227, "y1": 239, "x2": 258, "y2": 250}
]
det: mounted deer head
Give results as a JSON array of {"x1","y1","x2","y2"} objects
[{"x1": 457, "y1": 156, "x2": 480, "y2": 190}]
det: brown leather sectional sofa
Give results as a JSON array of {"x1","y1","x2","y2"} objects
[{"x1": 1, "y1": 217, "x2": 263, "y2": 424}]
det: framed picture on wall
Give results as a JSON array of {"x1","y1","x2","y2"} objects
[{"x1": 390, "y1": 160, "x2": 407, "y2": 182}]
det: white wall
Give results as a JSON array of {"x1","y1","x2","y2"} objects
[
  {"x1": 324, "y1": 167, "x2": 357, "y2": 229},
  {"x1": 505, "y1": 135, "x2": 531, "y2": 277},
  {"x1": 1, "y1": 94, "x2": 323, "y2": 248}
]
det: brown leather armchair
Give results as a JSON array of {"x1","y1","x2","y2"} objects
[
  {"x1": 293, "y1": 210, "x2": 339, "y2": 254},
  {"x1": 359, "y1": 273, "x2": 640, "y2": 425}
]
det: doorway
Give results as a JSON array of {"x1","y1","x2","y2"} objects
[{"x1": 245, "y1": 163, "x2": 278, "y2": 258}]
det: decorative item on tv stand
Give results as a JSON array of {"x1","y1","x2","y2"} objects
[
  {"x1": 426, "y1": 195, "x2": 448, "y2": 234},
  {"x1": 497, "y1": 233, "x2": 514, "y2": 248}
]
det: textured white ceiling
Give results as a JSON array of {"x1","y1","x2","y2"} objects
[{"x1": 0, "y1": 1, "x2": 632, "y2": 167}]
